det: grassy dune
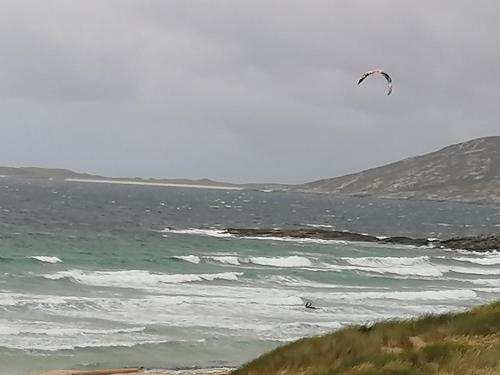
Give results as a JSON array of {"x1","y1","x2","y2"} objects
[{"x1": 232, "y1": 301, "x2": 500, "y2": 375}]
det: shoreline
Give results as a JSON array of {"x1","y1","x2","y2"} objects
[
  {"x1": 32, "y1": 368, "x2": 231, "y2": 375},
  {"x1": 64, "y1": 179, "x2": 244, "y2": 191}
]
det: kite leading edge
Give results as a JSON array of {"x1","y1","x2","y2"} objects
[{"x1": 357, "y1": 69, "x2": 393, "y2": 96}]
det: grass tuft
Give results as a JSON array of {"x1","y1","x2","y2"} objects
[{"x1": 232, "y1": 301, "x2": 500, "y2": 375}]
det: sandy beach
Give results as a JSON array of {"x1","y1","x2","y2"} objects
[
  {"x1": 32, "y1": 369, "x2": 230, "y2": 375},
  {"x1": 64, "y1": 178, "x2": 244, "y2": 191}
]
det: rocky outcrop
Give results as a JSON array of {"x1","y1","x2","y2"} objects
[
  {"x1": 441, "y1": 234, "x2": 500, "y2": 252},
  {"x1": 225, "y1": 228, "x2": 500, "y2": 252}
]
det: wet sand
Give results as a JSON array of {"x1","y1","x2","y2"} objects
[{"x1": 32, "y1": 368, "x2": 230, "y2": 375}]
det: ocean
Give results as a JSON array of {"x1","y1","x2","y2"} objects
[{"x1": 0, "y1": 177, "x2": 499, "y2": 374}]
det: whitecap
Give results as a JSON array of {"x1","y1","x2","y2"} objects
[
  {"x1": 470, "y1": 279, "x2": 500, "y2": 287},
  {"x1": 173, "y1": 255, "x2": 201, "y2": 264},
  {"x1": 206, "y1": 256, "x2": 241, "y2": 266},
  {"x1": 160, "y1": 228, "x2": 231, "y2": 238},
  {"x1": 473, "y1": 287, "x2": 500, "y2": 293},
  {"x1": 334, "y1": 256, "x2": 443, "y2": 277},
  {"x1": 344, "y1": 256, "x2": 430, "y2": 267},
  {"x1": 249, "y1": 256, "x2": 313, "y2": 268},
  {"x1": 325, "y1": 289, "x2": 477, "y2": 302},
  {"x1": 453, "y1": 249, "x2": 499, "y2": 255},
  {"x1": 263, "y1": 275, "x2": 355, "y2": 289},
  {"x1": 29, "y1": 256, "x2": 62, "y2": 264},
  {"x1": 160, "y1": 228, "x2": 350, "y2": 245},
  {"x1": 452, "y1": 255, "x2": 500, "y2": 266},
  {"x1": 444, "y1": 266, "x2": 500, "y2": 275},
  {"x1": 43, "y1": 269, "x2": 244, "y2": 288}
]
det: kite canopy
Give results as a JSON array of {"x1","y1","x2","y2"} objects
[{"x1": 357, "y1": 69, "x2": 393, "y2": 96}]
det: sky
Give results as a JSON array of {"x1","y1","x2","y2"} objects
[{"x1": 0, "y1": 1, "x2": 499, "y2": 183}]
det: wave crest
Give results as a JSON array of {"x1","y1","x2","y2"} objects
[
  {"x1": 30, "y1": 256, "x2": 63, "y2": 264},
  {"x1": 44, "y1": 269, "x2": 243, "y2": 288},
  {"x1": 249, "y1": 256, "x2": 313, "y2": 268}
]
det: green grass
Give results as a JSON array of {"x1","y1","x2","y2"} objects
[{"x1": 232, "y1": 301, "x2": 500, "y2": 375}]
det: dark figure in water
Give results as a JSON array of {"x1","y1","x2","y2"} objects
[{"x1": 305, "y1": 301, "x2": 319, "y2": 310}]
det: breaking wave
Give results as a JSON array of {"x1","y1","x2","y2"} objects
[
  {"x1": 161, "y1": 228, "x2": 231, "y2": 238},
  {"x1": 249, "y1": 256, "x2": 313, "y2": 268},
  {"x1": 326, "y1": 289, "x2": 477, "y2": 301},
  {"x1": 207, "y1": 256, "x2": 241, "y2": 265},
  {"x1": 329, "y1": 256, "x2": 443, "y2": 277},
  {"x1": 452, "y1": 255, "x2": 500, "y2": 266},
  {"x1": 173, "y1": 255, "x2": 201, "y2": 264},
  {"x1": 172, "y1": 255, "x2": 241, "y2": 266},
  {"x1": 29, "y1": 256, "x2": 63, "y2": 264},
  {"x1": 43, "y1": 270, "x2": 244, "y2": 288}
]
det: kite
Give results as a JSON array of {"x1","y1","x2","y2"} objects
[{"x1": 357, "y1": 69, "x2": 393, "y2": 96}]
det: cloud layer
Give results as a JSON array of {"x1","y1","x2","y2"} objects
[{"x1": 1, "y1": 1, "x2": 498, "y2": 182}]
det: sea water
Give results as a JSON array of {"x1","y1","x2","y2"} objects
[{"x1": 0, "y1": 177, "x2": 499, "y2": 374}]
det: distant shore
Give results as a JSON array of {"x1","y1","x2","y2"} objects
[{"x1": 65, "y1": 178, "x2": 245, "y2": 191}]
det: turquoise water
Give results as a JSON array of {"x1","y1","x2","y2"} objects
[{"x1": 0, "y1": 177, "x2": 499, "y2": 374}]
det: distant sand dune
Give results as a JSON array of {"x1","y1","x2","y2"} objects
[{"x1": 65, "y1": 178, "x2": 244, "y2": 191}]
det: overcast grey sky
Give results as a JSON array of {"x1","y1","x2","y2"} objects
[{"x1": 0, "y1": 1, "x2": 498, "y2": 183}]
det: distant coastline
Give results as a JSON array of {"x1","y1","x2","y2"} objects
[
  {"x1": 65, "y1": 178, "x2": 245, "y2": 191},
  {"x1": 2, "y1": 134, "x2": 500, "y2": 207}
]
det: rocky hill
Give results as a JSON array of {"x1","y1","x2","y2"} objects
[
  {"x1": 295, "y1": 136, "x2": 500, "y2": 205},
  {"x1": 2, "y1": 136, "x2": 499, "y2": 204}
]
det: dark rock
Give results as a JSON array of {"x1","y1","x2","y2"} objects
[
  {"x1": 440, "y1": 234, "x2": 500, "y2": 252},
  {"x1": 377, "y1": 236, "x2": 429, "y2": 247},
  {"x1": 226, "y1": 228, "x2": 379, "y2": 242},
  {"x1": 225, "y1": 228, "x2": 500, "y2": 252}
]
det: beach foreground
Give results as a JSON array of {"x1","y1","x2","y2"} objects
[
  {"x1": 32, "y1": 369, "x2": 229, "y2": 375},
  {"x1": 233, "y1": 301, "x2": 500, "y2": 375},
  {"x1": 31, "y1": 301, "x2": 500, "y2": 375}
]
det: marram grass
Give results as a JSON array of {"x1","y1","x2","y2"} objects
[{"x1": 232, "y1": 301, "x2": 500, "y2": 375}]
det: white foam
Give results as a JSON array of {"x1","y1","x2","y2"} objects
[
  {"x1": 173, "y1": 255, "x2": 242, "y2": 266},
  {"x1": 445, "y1": 266, "x2": 500, "y2": 275},
  {"x1": 244, "y1": 236, "x2": 348, "y2": 245},
  {"x1": 470, "y1": 279, "x2": 500, "y2": 287},
  {"x1": 207, "y1": 256, "x2": 241, "y2": 266},
  {"x1": 473, "y1": 287, "x2": 500, "y2": 293},
  {"x1": 453, "y1": 255, "x2": 500, "y2": 265},
  {"x1": 263, "y1": 275, "x2": 371, "y2": 289},
  {"x1": 454, "y1": 249, "x2": 499, "y2": 255},
  {"x1": 0, "y1": 294, "x2": 18, "y2": 306},
  {"x1": 44, "y1": 270, "x2": 244, "y2": 288},
  {"x1": 325, "y1": 289, "x2": 477, "y2": 301},
  {"x1": 161, "y1": 228, "x2": 350, "y2": 245},
  {"x1": 249, "y1": 256, "x2": 313, "y2": 268},
  {"x1": 173, "y1": 255, "x2": 201, "y2": 264},
  {"x1": 345, "y1": 256, "x2": 430, "y2": 267},
  {"x1": 1, "y1": 278, "x2": 491, "y2": 352},
  {"x1": 0, "y1": 322, "x2": 146, "y2": 337},
  {"x1": 303, "y1": 224, "x2": 335, "y2": 229},
  {"x1": 161, "y1": 228, "x2": 232, "y2": 238},
  {"x1": 339, "y1": 256, "x2": 442, "y2": 277},
  {"x1": 279, "y1": 321, "x2": 343, "y2": 330},
  {"x1": 29, "y1": 256, "x2": 62, "y2": 264}
]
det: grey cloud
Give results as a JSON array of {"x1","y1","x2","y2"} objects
[{"x1": 0, "y1": 1, "x2": 498, "y2": 183}]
